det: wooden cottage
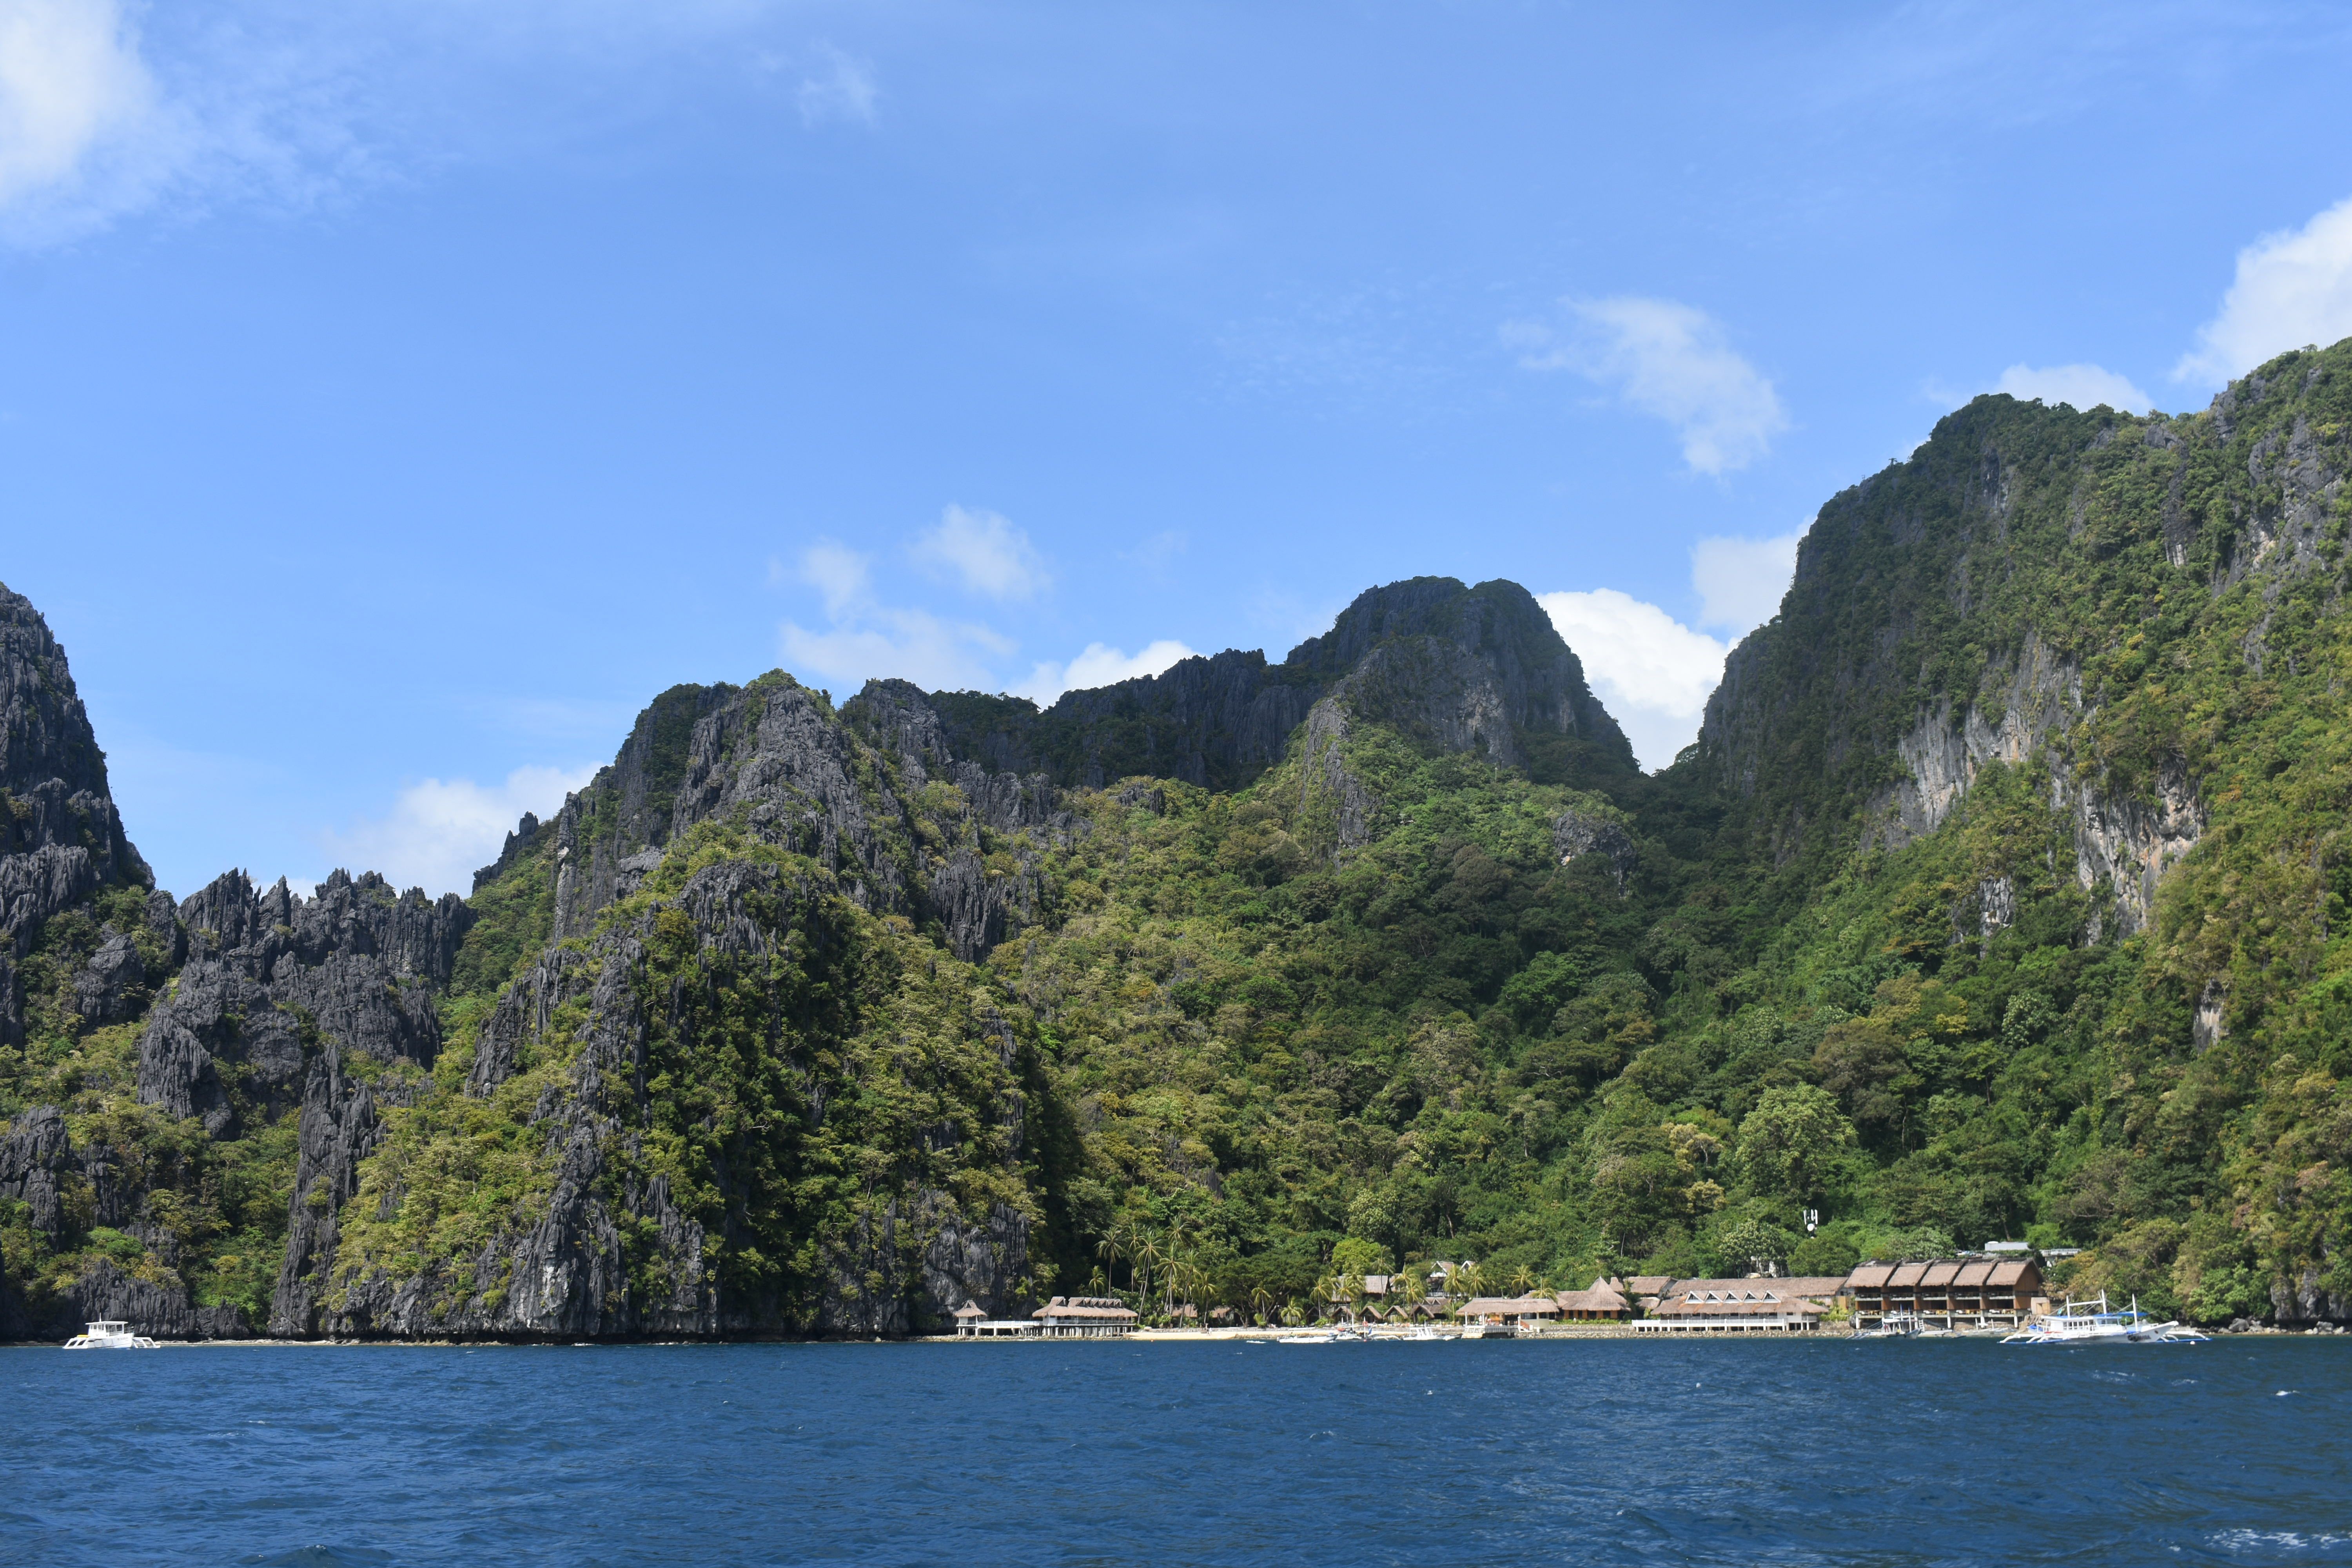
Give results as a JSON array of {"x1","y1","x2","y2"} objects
[
  {"x1": 1553, "y1": 1278, "x2": 1632, "y2": 1321},
  {"x1": 1842, "y1": 1257, "x2": 2042, "y2": 1329},
  {"x1": 1030, "y1": 1296, "x2": 1139, "y2": 1338},
  {"x1": 1456, "y1": 1293, "x2": 1563, "y2": 1330}
]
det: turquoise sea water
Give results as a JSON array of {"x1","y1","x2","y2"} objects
[{"x1": 4, "y1": 1336, "x2": 2348, "y2": 1566}]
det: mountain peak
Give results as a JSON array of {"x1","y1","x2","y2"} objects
[{"x1": 0, "y1": 582, "x2": 150, "y2": 940}]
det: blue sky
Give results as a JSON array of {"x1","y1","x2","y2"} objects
[{"x1": 7, "y1": 1, "x2": 2352, "y2": 897}]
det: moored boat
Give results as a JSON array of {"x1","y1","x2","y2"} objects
[
  {"x1": 2000, "y1": 1294, "x2": 2209, "y2": 1345},
  {"x1": 63, "y1": 1319, "x2": 158, "y2": 1350}
]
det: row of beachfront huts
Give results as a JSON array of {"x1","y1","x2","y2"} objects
[
  {"x1": 1429, "y1": 1256, "x2": 2048, "y2": 1335},
  {"x1": 952, "y1": 1257, "x2": 2051, "y2": 1338}
]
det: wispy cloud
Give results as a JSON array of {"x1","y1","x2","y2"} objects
[
  {"x1": 1690, "y1": 530, "x2": 1803, "y2": 633},
  {"x1": 2176, "y1": 194, "x2": 2352, "y2": 385},
  {"x1": 1016, "y1": 639, "x2": 1195, "y2": 706},
  {"x1": 913, "y1": 504, "x2": 1051, "y2": 601},
  {"x1": 780, "y1": 534, "x2": 1017, "y2": 694},
  {"x1": 0, "y1": 3, "x2": 866, "y2": 244},
  {"x1": 795, "y1": 43, "x2": 877, "y2": 126},
  {"x1": 1991, "y1": 362, "x2": 2154, "y2": 413},
  {"x1": 1120, "y1": 529, "x2": 1188, "y2": 581},
  {"x1": 795, "y1": 538, "x2": 873, "y2": 617},
  {"x1": 1509, "y1": 296, "x2": 1787, "y2": 475},
  {"x1": 318, "y1": 763, "x2": 595, "y2": 898}
]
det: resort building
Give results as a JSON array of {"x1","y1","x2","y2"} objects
[
  {"x1": 1455, "y1": 1293, "x2": 1563, "y2": 1328},
  {"x1": 950, "y1": 1303, "x2": 1037, "y2": 1338},
  {"x1": 1029, "y1": 1296, "x2": 1139, "y2": 1338},
  {"x1": 1329, "y1": 1274, "x2": 1405, "y2": 1322},
  {"x1": 1552, "y1": 1278, "x2": 1632, "y2": 1321},
  {"x1": 1624, "y1": 1275, "x2": 1676, "y2": 1314},
  {"x1": 1842, "y1": 1257, "x2": 2042, "y2": 1329},
  {"x1": 1632, "y1": 1276, "x2": 1851, "y2": 1334}
]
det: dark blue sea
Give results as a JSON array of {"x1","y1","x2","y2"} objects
[{"x1": 5, "y1": 1337, "x2": 2348, "y2": 1566}]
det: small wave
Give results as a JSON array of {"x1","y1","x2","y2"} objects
[
  {"x1": 2209, "y1": 1529, "x2": 2352, "y2": 1552},
  {"x1": 238, "y1": 1548, "x2": 396, "y2": 1567}
]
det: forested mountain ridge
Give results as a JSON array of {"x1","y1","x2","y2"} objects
[{"x1": 5, "y1": 340, "x2": 2351, "y2": 1338}]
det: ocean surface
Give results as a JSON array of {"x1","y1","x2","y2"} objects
[{"x1": 5, "y1": 1336, "x2": 2349, "y2": 1566}]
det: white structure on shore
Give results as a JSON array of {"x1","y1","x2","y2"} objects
[
  {"x1": 951, "y1": 1296, "x2": 1140, "y2": 1338},
  {"x1": 1631, "y1": 1276, "x2": 1851, "y2": 1333}
]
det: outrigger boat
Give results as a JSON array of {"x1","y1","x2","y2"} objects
[
  {"x1": 63, "y1": 1319, "x2": 158, "y2": 1349},
  {"x1": 2001, "y1": 1294, "x2": 2209, "y2": 1345}
]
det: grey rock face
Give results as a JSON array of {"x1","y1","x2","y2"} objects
[
  {"x1": 0, "y1": 1105, "x2": 74, "y2": 1241},
  {"x1": 2272, "y1": 1267, "x2": 2350, "y2": 1327},
  {"x1": 499, "y1": 578, "x2": 1628, "y2": 975},
  {"x1": 114, "y1": 868, "x2": 473, "y2": 1337},
  {"x1": 138, "y1": 869, "x2": 470, "y2": 1138},
  {"x1": 1849, "y1": 629, "x2": 2202, "y2": 939},
  {"x1": 1322, "y1": 635, "x2": 1523, "y2": 767},
  {"x1": 336, "y1": 858, "x2": 1029, "y2": 1339},
  {"x1": 1699, "y1": 373, "x2": 2343, "y2": 882},
  {"x1": 1298, "y1": 700, "x2": 1377, "y2": 852},
  {"x1": 0, "y1": 1106, "x2": 260, "y2": 1339},
  {"x1": 524, "y1": 673, "x2": 1075, "y2": 967},
  {"x1": 51, "y1": 1258, "x2": 252, "y2": 1341},
  {"x1": 1552, "y1": 806, "x2": 1637, "y2": 892},
  {"x1": 1112, "y1": 782, "x2": 1165, "y2": 815},
  {"x1": 0, "y1": 582, "x2": 150, "y2": 960},
  {"x1": 1287, "y1": 578, "x2": 1619, "y2": 753},
  {"x1": 0, "y1": 953, "x2": 22, "y2": 1051},
  {"x1": 270, "y1": 1047, "x2": 421, "y2": 1337},
  {"x1": 71, "y1": 930, "x2": 147, "y2": 1025},
  {"x1": 924, "y1": 576, "x2": 1636, "y2": 793}
]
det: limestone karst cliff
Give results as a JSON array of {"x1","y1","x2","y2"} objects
[{"x1": 8, "y1": 341, "x2": 2352, "y2": 1338}]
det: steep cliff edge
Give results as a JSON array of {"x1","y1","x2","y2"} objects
[
  {"x1": 1663, "y1": 342, "x2": 2352, "y2": 1323},
  {"x1": 0, "y1": 585, "x2": 152, "y2": 1045}
]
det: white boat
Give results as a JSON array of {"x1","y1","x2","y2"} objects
[
  {"x1": 64, "y1": 1319, "x2": 158, "y2": 1350},
  {"x1": 1280, "y1": 1331, "x2": 1339, "y2": 1345},
  {"x1": 2001, "y1": 1294, "x2": 2209, "y2": 1345}
]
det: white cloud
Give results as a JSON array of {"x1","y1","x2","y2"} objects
[
  {"x1": 913, "y1": 504, "x2": 1051, "y2": 601},
  {"x1": 2177, "y1": 196, "x2": 2352, "y2": 385},
  {"x1": 1016, "y1": 639, "x2": 1195, "y2": 706},
  {"x1": 318, "y1": 763, "x2": 595, "y2": 898},
  {"x1": 1991, "y1": 362, "x2": 2154, "y2": 413},
  {"x1": 1538, "y1": 589, "x2": 1728, "y2": 771},
  {"x1": 795, "y1": 44, "x2": 877, "y2": 126},
  {"x1": 781, "y1": 608, "x2": 1014, "y2": 694},
  {"x1": 1690, "y1": 530, "x2": 1803, "y2": 633},
  {"x1": 1512, "y1": 296, "x2": 1788, "y2": 474},
  {"x1": 0, "y1": 0, "x2": 163, "y2": 225}
]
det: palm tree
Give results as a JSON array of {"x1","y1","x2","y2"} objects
[
  {"x1": 1133, "y1": 1234, "x2": 1166, "y2": 1323},
  {"x1": 1508, "y1": 1263, "x2": 1537, "y2": 1297},
  {"x1": 1249, "y1": 1282, "x2": 1276, "y2": 1328},
  {"x1": 1097, "y1": 1217, "x2": 1138, "y2": 1297}
]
